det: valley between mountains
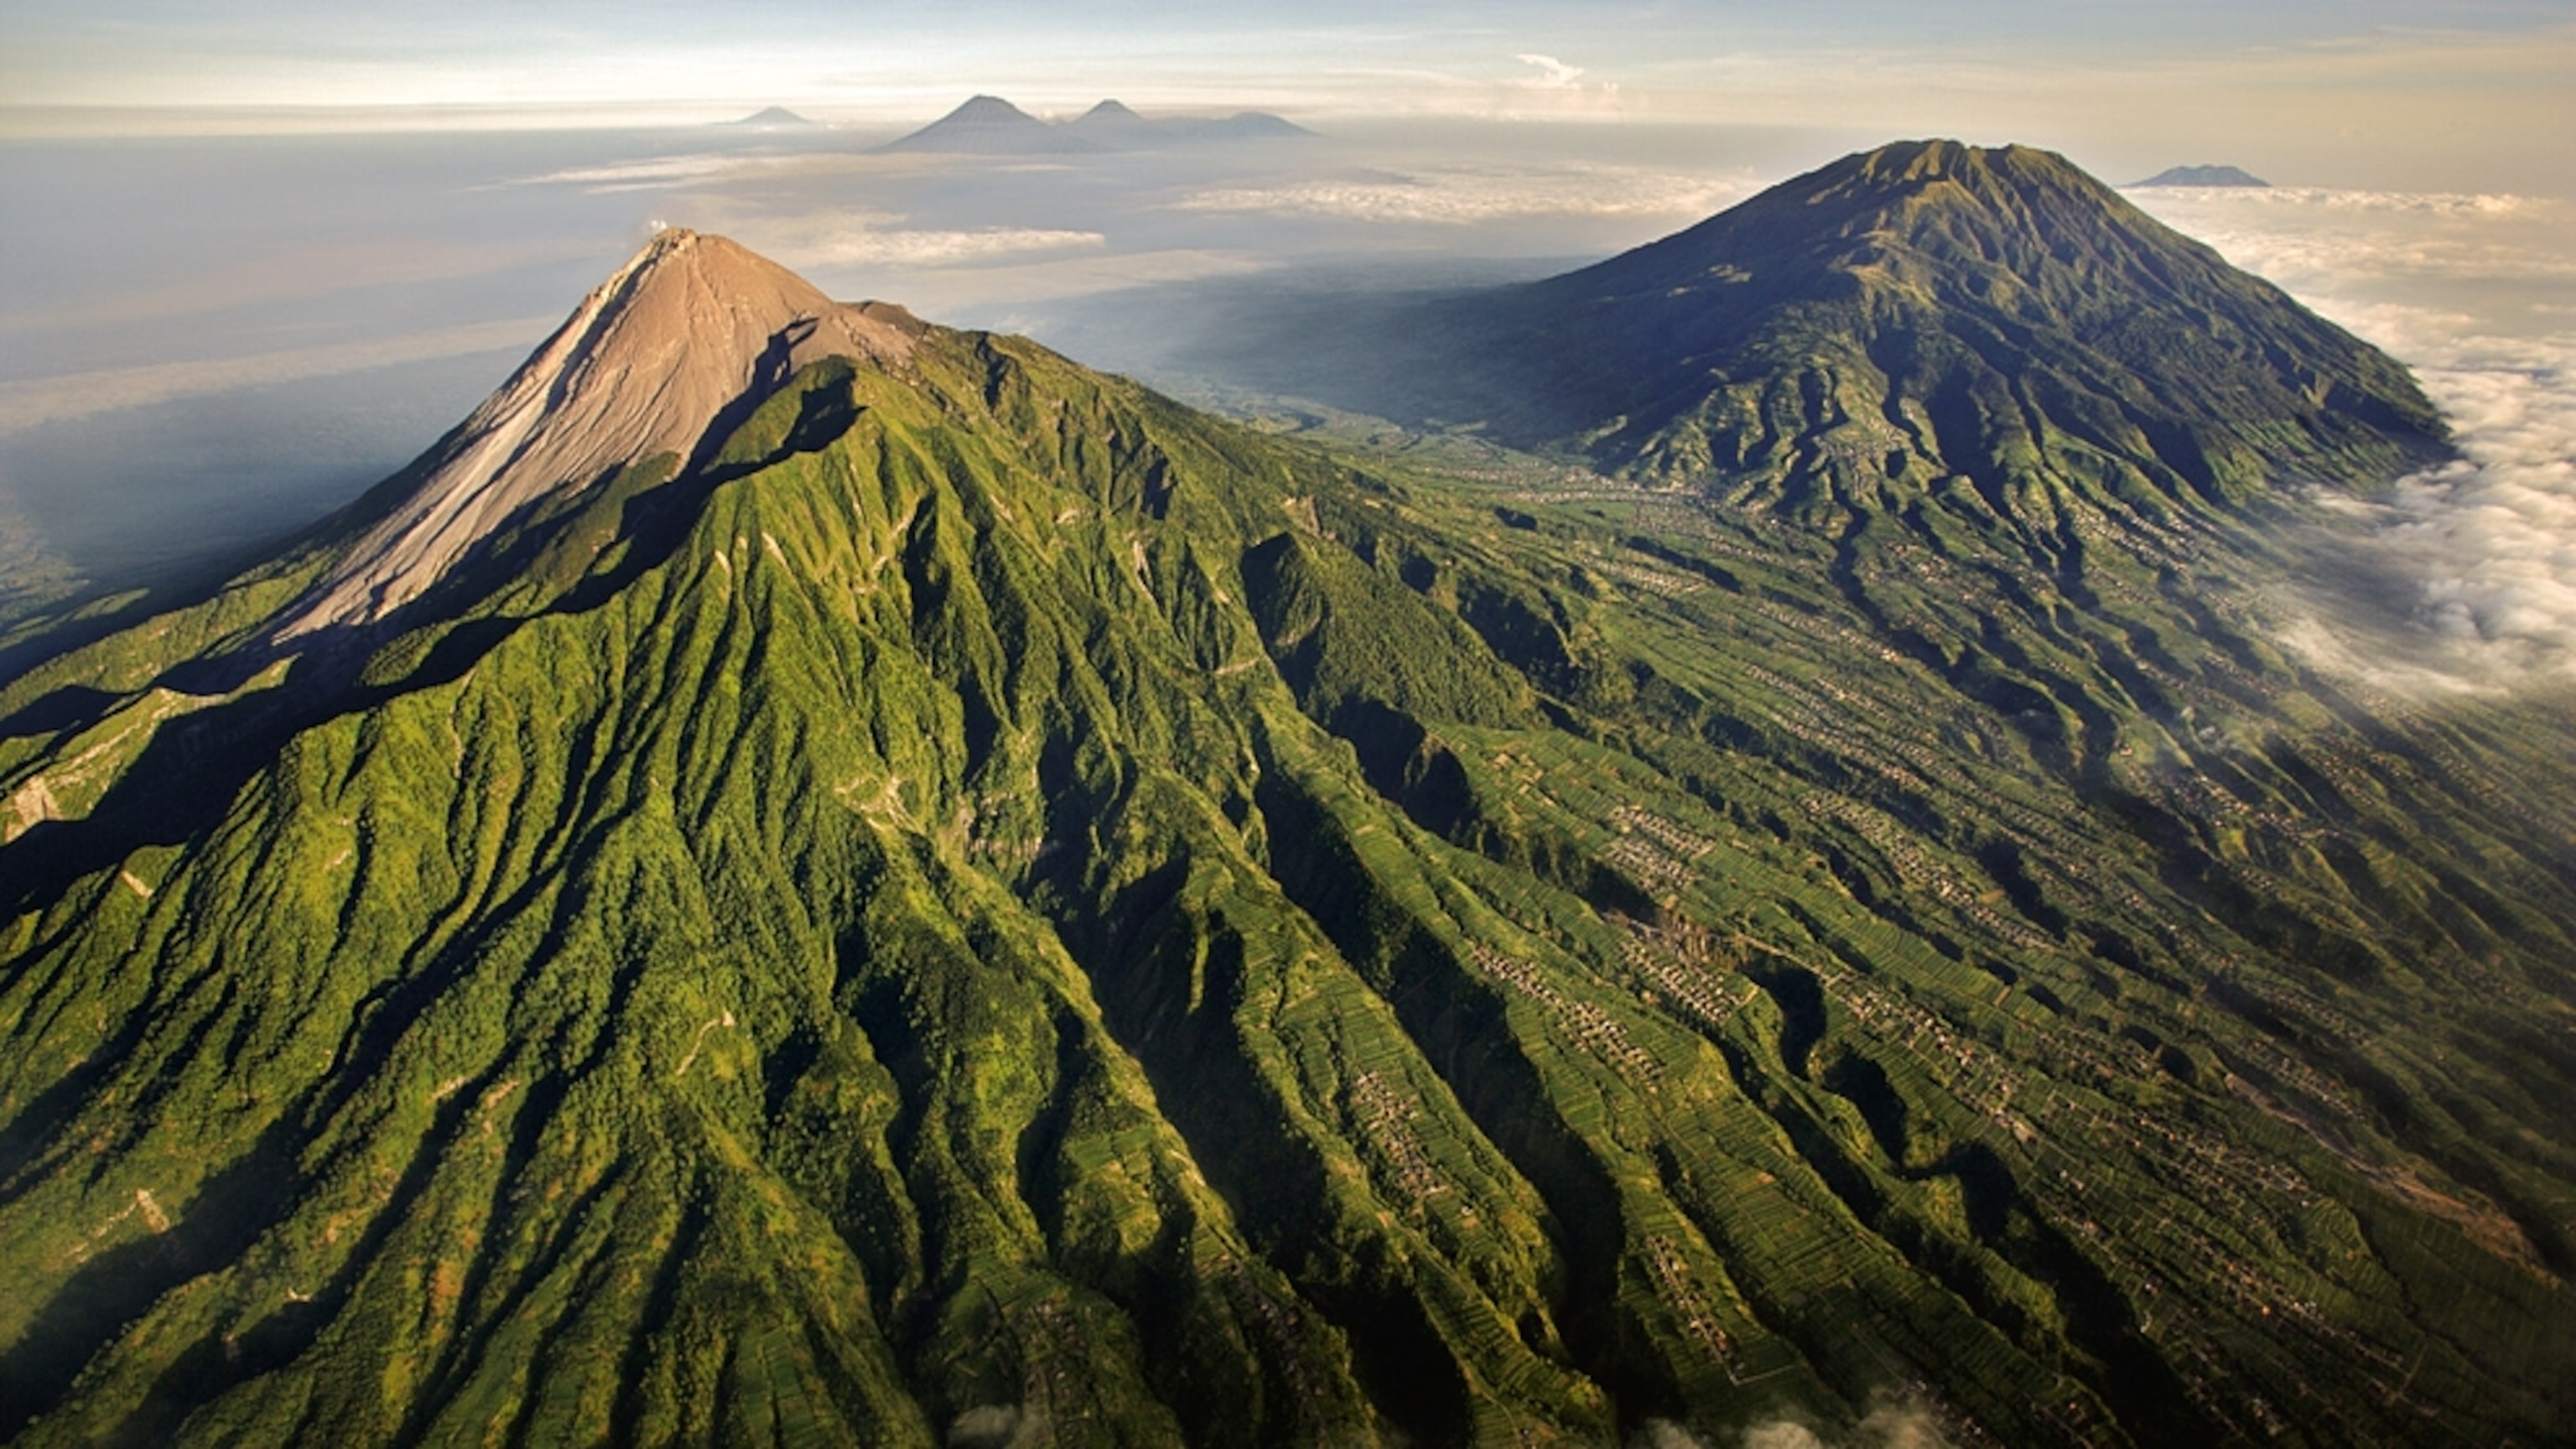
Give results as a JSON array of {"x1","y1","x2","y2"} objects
[{"x1": 0, "y1": 143, "x2": 2570, "y2": 1447}]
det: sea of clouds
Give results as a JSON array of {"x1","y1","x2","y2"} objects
[
  {"x1": 2133, "y1": 185, "x2": 2576, "y2": 691},
  {"x1": 1170, "y1": 162, "x2": 1760, "y2": 225},
  {"x1": 1629, "y1": 1393, "x2": 1954, "y2": 1448}
]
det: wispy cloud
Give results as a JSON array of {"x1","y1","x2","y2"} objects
[
  {"x1": 1727, "y1": 1399, "x2": 1953, "y2": 1447},
  {"x1": 2137, "y1": 187, "x2": 2576, "y2": 688},
  {"x1": 708, "y1": 210, "x2": 1106, "y2": 272},
  {"x1": 0, "y1": 236, "x2": 605, "y2": 340},
  {"x1": 0, "y1": 318, "x2": 552, "y2": 435},
  {"x1": 812, "y1": 250, "x2": 1270, "y2": 319},
  {"x1": 2142, "y1": 186, "x2": 2532, "y2": 218},
  {"x1": 2355, "y1": 331, "x2": 2576, "y2": 678},
  {"x1": 1514, "y1": 53, "x2": 1585, "y2": 89},
  {"x1": 1172, "y1": 163, "x2": 1756, "y2": 225},
  {"x1": 2134, "y1": 189, "x2": 2576, "y2": 286},
  {"x1": 517, "y1": 153, "x2": 798, "y2": 194}
]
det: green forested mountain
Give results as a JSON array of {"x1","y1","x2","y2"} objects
[
  {"x1": 1237, "y1": 140, "x2": 2447, "y2": 527},
  {"x1": 0, "y1": 155, "x2": 2571, "y2": 1448}
]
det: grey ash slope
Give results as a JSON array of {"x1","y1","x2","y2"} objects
[{"x1": 271, "y1": 228, "x2": 919, "y2": 641}]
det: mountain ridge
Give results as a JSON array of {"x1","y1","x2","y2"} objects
[
  {"x1": 883, "y1": 94, "x2": 1311, "y2": 153},
  {"x1": 1, "y1": 184, "x2": 2571, "y2": 1447}
]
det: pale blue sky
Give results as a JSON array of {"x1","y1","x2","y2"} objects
[{"x1": 0, "y1": 6, "x2": 2566, "y2": 117}]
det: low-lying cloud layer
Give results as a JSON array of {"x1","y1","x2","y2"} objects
[
  {"x1": 765, "y1": 225, "x2": 1105, "y2": 269},
  {"x1": 2135, "y1": 186, "x2": 2576, "y2": 689},
  {"x1": 1625, "y1": 1395, "x2": 1954, "y2": 1449},
  {"x1": 1174, "y1": 162, "x2": 1757, "y2": 224},
  {"x1": 517, "y1": 152, "x2": 805, "y2": 194},
  {"x1": 0, "y1": 317, "x2": 552, "y2": 436}
]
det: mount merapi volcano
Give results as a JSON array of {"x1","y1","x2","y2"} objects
[{"x1": 3, "y1": 141, "x2": 2575, "y2": 1449}]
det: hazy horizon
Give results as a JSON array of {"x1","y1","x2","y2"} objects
[{"x1": 5, "y1": 1, "x2": 2569, "y2": 191}]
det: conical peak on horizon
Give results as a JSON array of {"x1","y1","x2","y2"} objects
[
  {"x1": 2130, "y1": 163, "x2": 2271, "y2": 188},
  {"x1": 273, "y1": 229, "x2": 921, "y2": 641},
  {"x1": 950, "y1": 94, "x2": 1034, "y2": 121},
  {"x1": 879, "y1": 94, "x2": 1098, "y2": 153},
  {"x1": 883, "y1": 92, "x2": 1313, "y2": 153},
  {"x1": 719, "y1": 106, "x2": 822, "y2": 130}
]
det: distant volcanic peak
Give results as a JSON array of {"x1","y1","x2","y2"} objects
[
  {"x1": 1066, "y1": 98, "x2": 1314, "y2": 140},
  {"x1": 881, "y1": 94, "x2": 1100, "y2": 153},
  {"x1": 2132, "y1": 164, "x2": 2270, "y2": 188},
  {"x1": 724, "y1": 105, "x2": 821, "y2": 129},
  {"x1": 951, "y1": 93, "x2": 1037, "y2": 122},
  {"x1": 1222, "y1": 110, "x2": 1313, "y2": 132},
  {"x1": 274, "y1": 231, "x2": 917, "y2": 640}
]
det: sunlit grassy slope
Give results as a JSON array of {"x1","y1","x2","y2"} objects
[{"x1": 0, "y1": 310, "x2": 2569, "y2": 1446}]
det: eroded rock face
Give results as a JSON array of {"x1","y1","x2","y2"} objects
[{"x1": 275, "y1": 228, "x2": 922, "y2": 639}]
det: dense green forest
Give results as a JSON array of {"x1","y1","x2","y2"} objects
[{"x1": 2, "y1": 150, "x2": 2571, "y2": 1446}]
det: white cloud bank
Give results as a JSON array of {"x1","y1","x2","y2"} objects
[
  {"x1": 0, "y1": 317, "x2": 553, "y2": 436},
  {"x1": 2134, "y1": 186, "x2": 2576, "y2": 688},
  {"x1": 1174, "y1": 163, "x2": 1758, "y2": 226},
  {"x1": 1620, "y1": 1396, "x2": 1952, "y2": 1449},
  {"x1": 1515, "y1": 54, "x2": 1587, "y2": 90},
  {"x1": 518, "y1": 153, "x2": 798, "y2": 195},
  {"x1": 765, "y1": 226, "x2": 1107, "y2": 270},
  {"x1": 2360, "y1": 335, "x2": 2576, "y2": 672}
]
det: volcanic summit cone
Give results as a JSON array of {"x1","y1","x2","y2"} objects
[
  {"x1": 278, "y1": 228, "x2": 921, "y2": 639},
  {"x1": 1252, "y1": 140, "x2": 2449, "y2": 522}
]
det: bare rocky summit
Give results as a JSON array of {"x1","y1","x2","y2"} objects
[{"x1": 276, "y1": 229, "x2": 921, "y2": 639}]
